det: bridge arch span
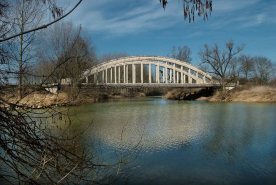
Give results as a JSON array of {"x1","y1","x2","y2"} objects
[{"x1": 80, "y1": 56, "x2": 213, "y2": 87}]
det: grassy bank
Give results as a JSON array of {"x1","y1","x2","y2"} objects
[
  {"x1": 197, "y1": 86, "x2": 276, "y2": 103},
  {"x1": 1, "y1": 86, "x2": 149, "y2": 108}
]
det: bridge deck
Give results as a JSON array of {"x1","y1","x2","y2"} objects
[{"x1": 80, "y1": 83, "x2": 234, "y2": 89}]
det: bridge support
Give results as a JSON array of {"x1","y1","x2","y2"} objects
[
  {"x1": 141, "y1": 63, "x2": 143, "y2": 83},
  {"x1": 173, "y1": 64, "x2": 176, "y2": 84},
  {"x1": 165, "y1": 64, "x2": 168, "y2": 84},
  {"x1": 126, "y1": 65, "x2": 128, "y2": 83},
  {"x1": 110, "y1": 67, "x2": 113, "y2": 83},
  {"x1": 170, "y1": 69, "x2": 172, "y2": 83},
  {"x1": 123, "y1": 64, "x2": 125, "y2": 83},
  {"x1": 114, "y1": 65, "x2": 117, "y2": 84},
  {"x1": 105, "y1": 68, "x2": 107, "y2": 83},
  {"x1": 81, "y1": 56, "x2": 213, "y2": 87},
  {"x1": 149, "y1": 64, "x2": 151, "y2": 84},
  {"x1": 181, "y1": 66, "x2": 183, "y2": 84},
  {"x1": 132, "y1": 63, "x2": 136, "y2": 84},
  {"x1": 118, "y1": 66, "x2": 121, "y2": 83},
  {"x1": 94, "y1": 73, "x2": 97, "y2": 84},
  {"x1": 188, "y1": 69, "x2": 191, "y2": 83},
  {"x1": 157, "y1": 63, "x2": 159, "y2": 83}
]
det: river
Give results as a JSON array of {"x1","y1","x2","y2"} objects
[{"x1": 67, "y1": 97, "x2": 276, "y2": 185}]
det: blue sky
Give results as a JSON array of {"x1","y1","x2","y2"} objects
[{"x1": 60, "y1": 0, "x2": 276, "y2": 64}]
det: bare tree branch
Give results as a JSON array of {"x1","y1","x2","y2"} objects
[{"x1": 0, "y1": 0, "x2": 82, "y2": 42}]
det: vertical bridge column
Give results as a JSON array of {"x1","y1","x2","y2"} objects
[
  {"x1": 114, "y1": 65, "x2": 117, "y2": 84},
  {"x1": 118, "y1": 66, "x2": 121, "y2": 83},
  {"x1": 173, "y1": 64, "x2": 176, "y2": 83},
  {"x1": 110, "y1": 67, "x2": 113, "y2": 83},
  {"x1": 94, "y1": 71, "x2": 97, "y2": 84},
  {"x1": 163, "y1": 66, "x2": 165, "y2": 83},
  {"x1": 149, "y1": 63, "x2": 151, "y2": 84},
  {"x1": 181, "y1": 66, "x2": 183, "y2": 84},
  {"x1": 105, "y1": 68, "x2": 107, "y2": 83},
  {"x1": 102, "y1": 70, "x2": 104, "y2": 83},
  {"x1": 157, "y1": 63, "x2": 159, "y2": 83},
  {"x1": 165, "y1": 63, "x2": 168, "y2": 84},
  {"x1": 126, "y1": 64, "x2": 128, "y2": 83},
  {"x1": 170, "y1": 69, "x2": 172, "y2": 83},
  {"x1": 132, "y1": 63, "x2": 136, "y2": 84},
  {"x1": 188, "y1": 68, "x2": 191, "y2": 83},
  {"x1": 123, "y1": 63, "x2": 125, "y2": 84},
  {"x1": 141, "y1": 63, "x2": 143, "y2": 84},
  {"x1": 184, "y1": 74, "x2": 186, "y2": 84},
  {"x1": 86, "y1": 77, "x2": 88, "y2": 84}
]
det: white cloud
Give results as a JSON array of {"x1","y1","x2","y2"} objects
[
  {"x1": 213, "y1": 0, "x2": 261, "y2": 12},
  {"x1": 61, "y1": 0, "x2": 182, "y2": 36},
  {"x1": 58, "y1": 0, "x2": 276, "y2": 37}
]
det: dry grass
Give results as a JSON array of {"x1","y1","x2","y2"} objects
[
  {"x1": 197, "y1": 86, "x2": 276, "y2": 103},
  {"x1": 7, "y1": 92, "x2": 71, "y2": 108},
  {"x1": 164, "y1": 89, "x2": 182, "y2": 100},
  {"x1": 231, "y1": 86, "x2": 276, "y2": 103}
]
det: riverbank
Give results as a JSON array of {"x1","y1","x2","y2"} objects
[
  {"x1": 1, "y1": 86, "x2": 147, "y2": 108},
  {"x1": 197, "y1": 86, "x2": 276, "y2": 103},
  {"x1": 2, "y1": 85, "x2": 275, "y2": 109}
]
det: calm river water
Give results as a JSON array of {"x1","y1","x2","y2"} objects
[{"x1": 68, "y1": 97, "x2": 276, "y2": 185}]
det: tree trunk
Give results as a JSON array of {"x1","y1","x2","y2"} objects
[
  {"x1": 18, "y1": 0, "x2": 25, "y2": 99},
  {"x1": 221, "y1": 78, "x2": 226, "y2": 95}
]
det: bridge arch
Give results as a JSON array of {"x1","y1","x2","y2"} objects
[{"x1": 80, "y1": 56, "x2": 213, "y2": 87}]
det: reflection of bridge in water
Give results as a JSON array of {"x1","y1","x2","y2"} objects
[{"x1": 80, "y1": 56, "x2": 225, "y2": 88}]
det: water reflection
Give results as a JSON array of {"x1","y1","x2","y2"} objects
[{"x1": 68, "y1": 98, "x2": 276, "y2": 184}]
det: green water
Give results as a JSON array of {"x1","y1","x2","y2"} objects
[{"x1": 68, "y1": 97, "x2": 276, "y2": 184}]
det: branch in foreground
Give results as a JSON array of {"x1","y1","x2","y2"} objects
[{"x1": 0, "y1": 0, "x2": 82, "y2": 42}]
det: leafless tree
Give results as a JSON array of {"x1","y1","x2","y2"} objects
[
  {"x1": 198, "y1": 40, "x2": 244, "y2": 93},
  {"x1": 168, "y1": 46, "x2": 192, "y2": 63},
  {"x1": 0, "y1": 2, "x2": 139, "y2": 184},
  {"x1": 99, "y1": 52, "x2": 127, "y2": 63},
  {"x1": 238, "y1": 54, "x2": 254, "y2": 82},
  {"x1": 6, "y1": 0, "x2": 47, "y2": 99},
  {"x1": 0, "y1": 0, "x2": 82, "y2": 42},
  {"x1": 35, "y1": 22, "x2": 97, "y2": 86},
  {"x1": 252, "y1": 56, "x2": 274, "y2": 85}
]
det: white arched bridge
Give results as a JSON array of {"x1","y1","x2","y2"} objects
[{"x1": 79, "y1": 56, "x2": 220, "y2": 88}]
